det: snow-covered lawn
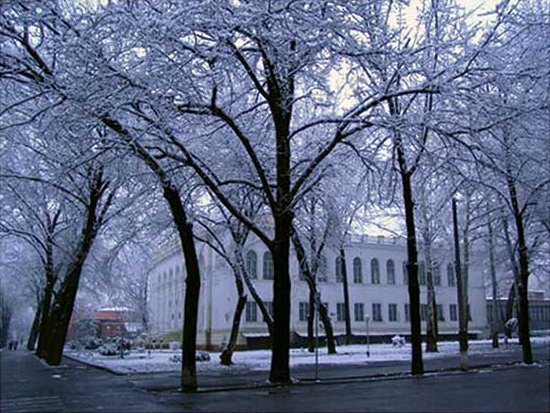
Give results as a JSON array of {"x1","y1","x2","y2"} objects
[{"x1": 65, "y1": 336, "x2": 550, "y2": 375}]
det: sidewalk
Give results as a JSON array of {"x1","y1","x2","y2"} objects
[{"x1": 105, "y1": 341, "x2": 550, "y2": 393}]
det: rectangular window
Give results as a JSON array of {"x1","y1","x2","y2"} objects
[
  {"x1": 337, "y1": 303, "x2": 346, "y2": 322},
  {"x1": 420, "y1": 304, "x2": 428, "y2": 321},
  {"x1": 336, "y1": 257, "x2": 344, "y2": 283},
  {"x1": 403, "y1": 262, "x2": 408, "y2": 285},
  {"x1": 264, "y1": 301, "x2": 274, "y2": 321},
  {"x1": 372, "y1": 303, "x2": 382, "y2": 322},
  {"x1": 436, "y1": 304, "x2": 445, "y2": 321},
  {"x1": 354, "y1": 303, "x2": 365, "y2": 322},
  {"x1": 467, "y1": 304, "x2": 472, "y2": 321},
  {"x1": 405, "y1": 304, "x2": 410, "y2": 322},
  {"x1": 433, "y1": 263, "x2": 441, "y2": 286},
  {"x1": 447, "y1": 263, "x2": 456, "y2": 287},
  {"x1": 299, "y1": 302, "x2": 309, "y2": 322},
  {"x1": 389, "y1": 303, "x2": 398, "y2": 322},
  {"x1": 450, "y1": 304, "x2": 458, "y2": 321},
  {"x1": 245, "y1": 302, "x2": 257, "y2": 322},
  {"x1": 419, "y1": 262, "x2": 426, "y2": 286}
]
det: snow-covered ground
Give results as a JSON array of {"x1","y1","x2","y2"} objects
[{"x1": 65, "y1": 336, "x2": 550, "y2": 375}]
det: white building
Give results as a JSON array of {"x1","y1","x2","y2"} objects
[{"x1": 147, "y1": 234, "x2": 489, "y2": 349}]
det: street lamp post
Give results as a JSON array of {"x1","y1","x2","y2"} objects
[{"x1": 365, "y1": 314, "x2": 370, "y2": 358}]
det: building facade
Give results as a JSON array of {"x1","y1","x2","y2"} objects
[{"x1": 147, "y1": 234, "x2": 489, "y2": 349}]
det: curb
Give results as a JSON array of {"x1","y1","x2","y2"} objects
[
  {"x1": 62, "y1": 351, "x2": 550, "y2": 394},
  {"x1": 170, "y1": 358, "x2": 550, "y2": 394}
]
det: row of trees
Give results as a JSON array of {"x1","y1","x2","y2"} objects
[{"x1": 1, "y1": 0, "x2": 548, "y2": 392}]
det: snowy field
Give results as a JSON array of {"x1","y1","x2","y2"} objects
[{"x1": 65, "y1": 336, "x2": 550, "y2": 375}]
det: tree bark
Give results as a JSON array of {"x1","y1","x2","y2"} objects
[
  {"x1": 340, "y1": 248, "x2": 352, "y2": 345},
  {"x1": 163, "y1": 185, "x2": 202, "y2": 392},
  {"x1": 36, "y1": 239, "x2": 55, "y2": 359},
  {"x1": 401, "y1": 170, "x2": 424, "y2": 375},
  {"x1": 487, "y1": 214, "x2": 499, "y2": 348},
  {"x1": 452, "y1": 198, "x2": 468, "y2": 371},
  {"x1": 307, "y1": 289, "x2": 315, "y2": 352},
  {"x1": 27, "y1": 299, "x2": 43, "y2": 351},
  {"x1": 269, "y1": 212, "x2": 292, "y2": 384},
  {"x1": 220, "y1": 293, "x2": 247, "y2": 366},
  {"x1": 291, "y1": 229, "x2": 337, "y2": 354},
  {"x1": 506, "y1": 175, "x2": 533, "y2": 364},
  {"x1": 45, "y1": 171, "x2": 108, "y2": 365}
]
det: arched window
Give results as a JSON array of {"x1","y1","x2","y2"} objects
[
  {"x1": 353, "y1": 257, "x2": 362, "y2": 283},
  {"x1": 335, "y1": 256, "x2": 344, "y2": 282},
  {"x1": 447, "y1": 263, "x2": 455, "y2": 286},
  {"x1": 245, "y1": 250, "x2": 258, "y2": 279},
  {"x1": 371, "y1": 258, "x2": 380, "y2": 284},
  {"x1": 387, "y1": 259, "x2": 395, "y2": 284},
  {"x1": 263, "y1": 251, "x2": 274, "y2": 280},
  {"x1": 317, "y1": 255, "x2": 327, "y2": 282}
]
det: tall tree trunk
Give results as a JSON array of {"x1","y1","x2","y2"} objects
[
  {"x1": 163, "y1": 186, "x2": 202, "y2": 392},
  {"x1": 420, "y1": 207, "x2": 438, "y2": 353},
  {"x1": 340, "y1": 248, "x2": 352, "y2": 345},
  {"x1": 401, "y1": 171, "x2": 424, "y2": 375},
  {"x1": 220, "y1": 284, "x2": 246, "y2": 366},
  {"x1": 307, "y1": 289, "x2": 315, "y2": 352},
  {"x1": 506, "y1": 176, "x2": 533, "y2": 364},
  {"x1": 291, "y1": 229, "x2": 337, "y2": 354},
  {"x1": 452, "y1": 198, "x2": 468, "y2": 371},
  {"x1": 424, "y1": 250, "x2": 439, "y2": 353},
  {"x1": 270, "y1": 212, "x2": 292, "y2": 384},
  {"x1": 318, "y1": 301, "x2": 337, "y2": 354},
  {"x1": 487, "y1": 214, "x2": 500, "y2": 348},
  {"x1": 36, "y1": 240, "x2": 55, "y2": 359},
  {"x1": 502, "y1": 213, "x2": 521, "y2": 334},
  {"x1": 27, "y1": 299, "x2": 43, "y2": 351}
]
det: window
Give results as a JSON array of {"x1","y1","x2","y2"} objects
[
  {"x1": 245, "y1": 301, "x2": 257, "y2": 322},
  {"x1": 405, "y1": 304, "x2": 410, "y2": 322},
  {"x1": 449, "y1": 304, "x2": 457, "y2": 321},
  {"x1": 433, "y1": 263, "x2": 441, "y2": 286},
  {"x1": 246, "y1": 251, "x2": 258, "y2": 279},
  {"x1": 467, "y1": 304, "x2": 472, "y2": 321},
  {"x1": 335, "y1": 256, "x2": 345, "y2": 283},
  {"x1": 317, "y1": 256, "x2": 328, "y2": 282},
  {"x1": 447, "y1": 263, "x2": 455, "y2": 287},
  {"x1": 353, "y1": 257, "x2": 363, "y2": 283},
  {"x1": 419, "y1": 261, "x2": 426, "y2": 285},
  {"x1": 299, "y1": 302, "x2": 309, "y2": 322},
  {"x1": 264, "y1": 301, "x2": 274, "y2": 320},
  {"x1": 436, "y1": 304, "x2": 445, "y2": 321},
  {"x1": 263, "y1": 251, "x2": 274, "y2": 280},
  {"x1": 420, "y1": 304, "x2": 428, "y2": 321},
  {"x1": 403, "y1": 262, "x2": 408, "y2": 285},
  {"x1": 389, "y1": 303, "x2": 398, "y2": 322},
  {"x1": 336, "y1": 303, "x2": 346, "y2": 322},
  {"x1": 387, "y1": 259, "x2": 395, "y2": 285},
  {"x1": 354, "y1": 303, "x2": 364, "y2": 322},
  {"x1": 371, "y1": 258, "x2": 380, "y2": 284},
  {"x1": 372, "y1": 303, "x2": 382, "y2": 322}
]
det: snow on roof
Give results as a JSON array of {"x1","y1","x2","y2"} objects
[{"x1": 98, "y1": 307, "x2": 130, "y2": 312}]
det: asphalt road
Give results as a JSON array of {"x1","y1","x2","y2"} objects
[
  {"x1": 1, "y1": 345, "x2": 549, "y2": 412},
  {"x1": 163, "y1": 363, "x2": 550, "y2": 412}
]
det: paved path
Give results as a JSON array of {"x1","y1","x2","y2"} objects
[
  {"x1": 0, "y1": 350, "x2": 181, "y2": 412},
  {"x1": 1, "y1": 341, "x2": 549, "y2": 412}
]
